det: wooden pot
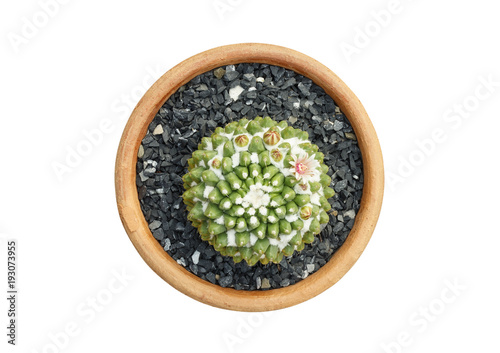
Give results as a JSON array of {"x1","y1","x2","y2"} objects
[{"x1": 115, "y1": 43, "x2": 384, "y2": 311}]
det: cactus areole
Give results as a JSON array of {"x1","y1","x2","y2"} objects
[{"x1": 182, "y1": 117, "x2": 335, "y2": 266}]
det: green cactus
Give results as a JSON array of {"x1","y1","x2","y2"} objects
[{"x1": 182, "y1": 117, "x2": 335, "y2": 266}]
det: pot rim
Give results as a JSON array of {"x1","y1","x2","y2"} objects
[{"x1": 115, "y1": 43, "x2": 384, "y2": 312}]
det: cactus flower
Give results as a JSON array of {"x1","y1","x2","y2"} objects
[
  {"x1": 211, "y1": 158, "x2": 221, "y2": 169},
  {"x1": 234, "y1": 134, "x2": 249, "y2": 147},
  {"x1": 182, "y1": 117, "x2": 334, "y2": 266},
  {"x1": 300, "y1": 206, "x2": 312, "y2": 220},
  {"x1": 263, "y1": 129, "x2": 281, "y2": 146},
  {"x1": 289, "y1": 153, "x2": 320, "y2": 183},
  {"x1": 270, "y1": 148, "x2": 283, "y2": 162}
]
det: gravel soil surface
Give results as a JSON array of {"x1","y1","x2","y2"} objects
[{"x1": 136, "y1": 63, "x2": 364, "y2": 290}]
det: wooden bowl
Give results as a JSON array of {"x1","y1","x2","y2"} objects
[{"x1": 115, "y1": 43, "x2": 384, "y2": 311}]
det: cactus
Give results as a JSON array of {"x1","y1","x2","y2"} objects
[{"x1": 182, "y1": 117, "x2": 335, "y2": 266}]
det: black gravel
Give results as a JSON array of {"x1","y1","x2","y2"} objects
[{"x1": 136, "y1": 63, "x2": 364, "y2": 290}]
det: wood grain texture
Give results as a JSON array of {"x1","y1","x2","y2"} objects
[{"x1": 115, "y1": 43, "x2": 384, "y2": 311}]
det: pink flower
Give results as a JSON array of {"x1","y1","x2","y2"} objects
[{"x1": 289, "y1": 153, "x2": 320, "y2": 182}]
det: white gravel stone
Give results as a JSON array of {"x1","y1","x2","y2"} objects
[
  {"x1": 137, "y1": 144, "x2": 144, "y2": 158},
  {"x1": 163, "y1": 238, "x2": 171, "y2": 251},
  {"x1": 191, "y1": 251, "x2": 200, "y2": 265},
  {"x1": 229, "y1": 85, "x2": 244, "y2": 101},
  {"x1": 256, "y1": 277, "x2": 262, "y2": 289},
  {"x1": 344, "y1": 210, "x2": 356, "y2": 219},
  {"x1": 153, "y1": 124, "x2": 164, "y2": 135}
]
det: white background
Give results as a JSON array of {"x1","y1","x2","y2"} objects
[{"x1": 1, "y1": 0, "x2": 499, "y2": 352}]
